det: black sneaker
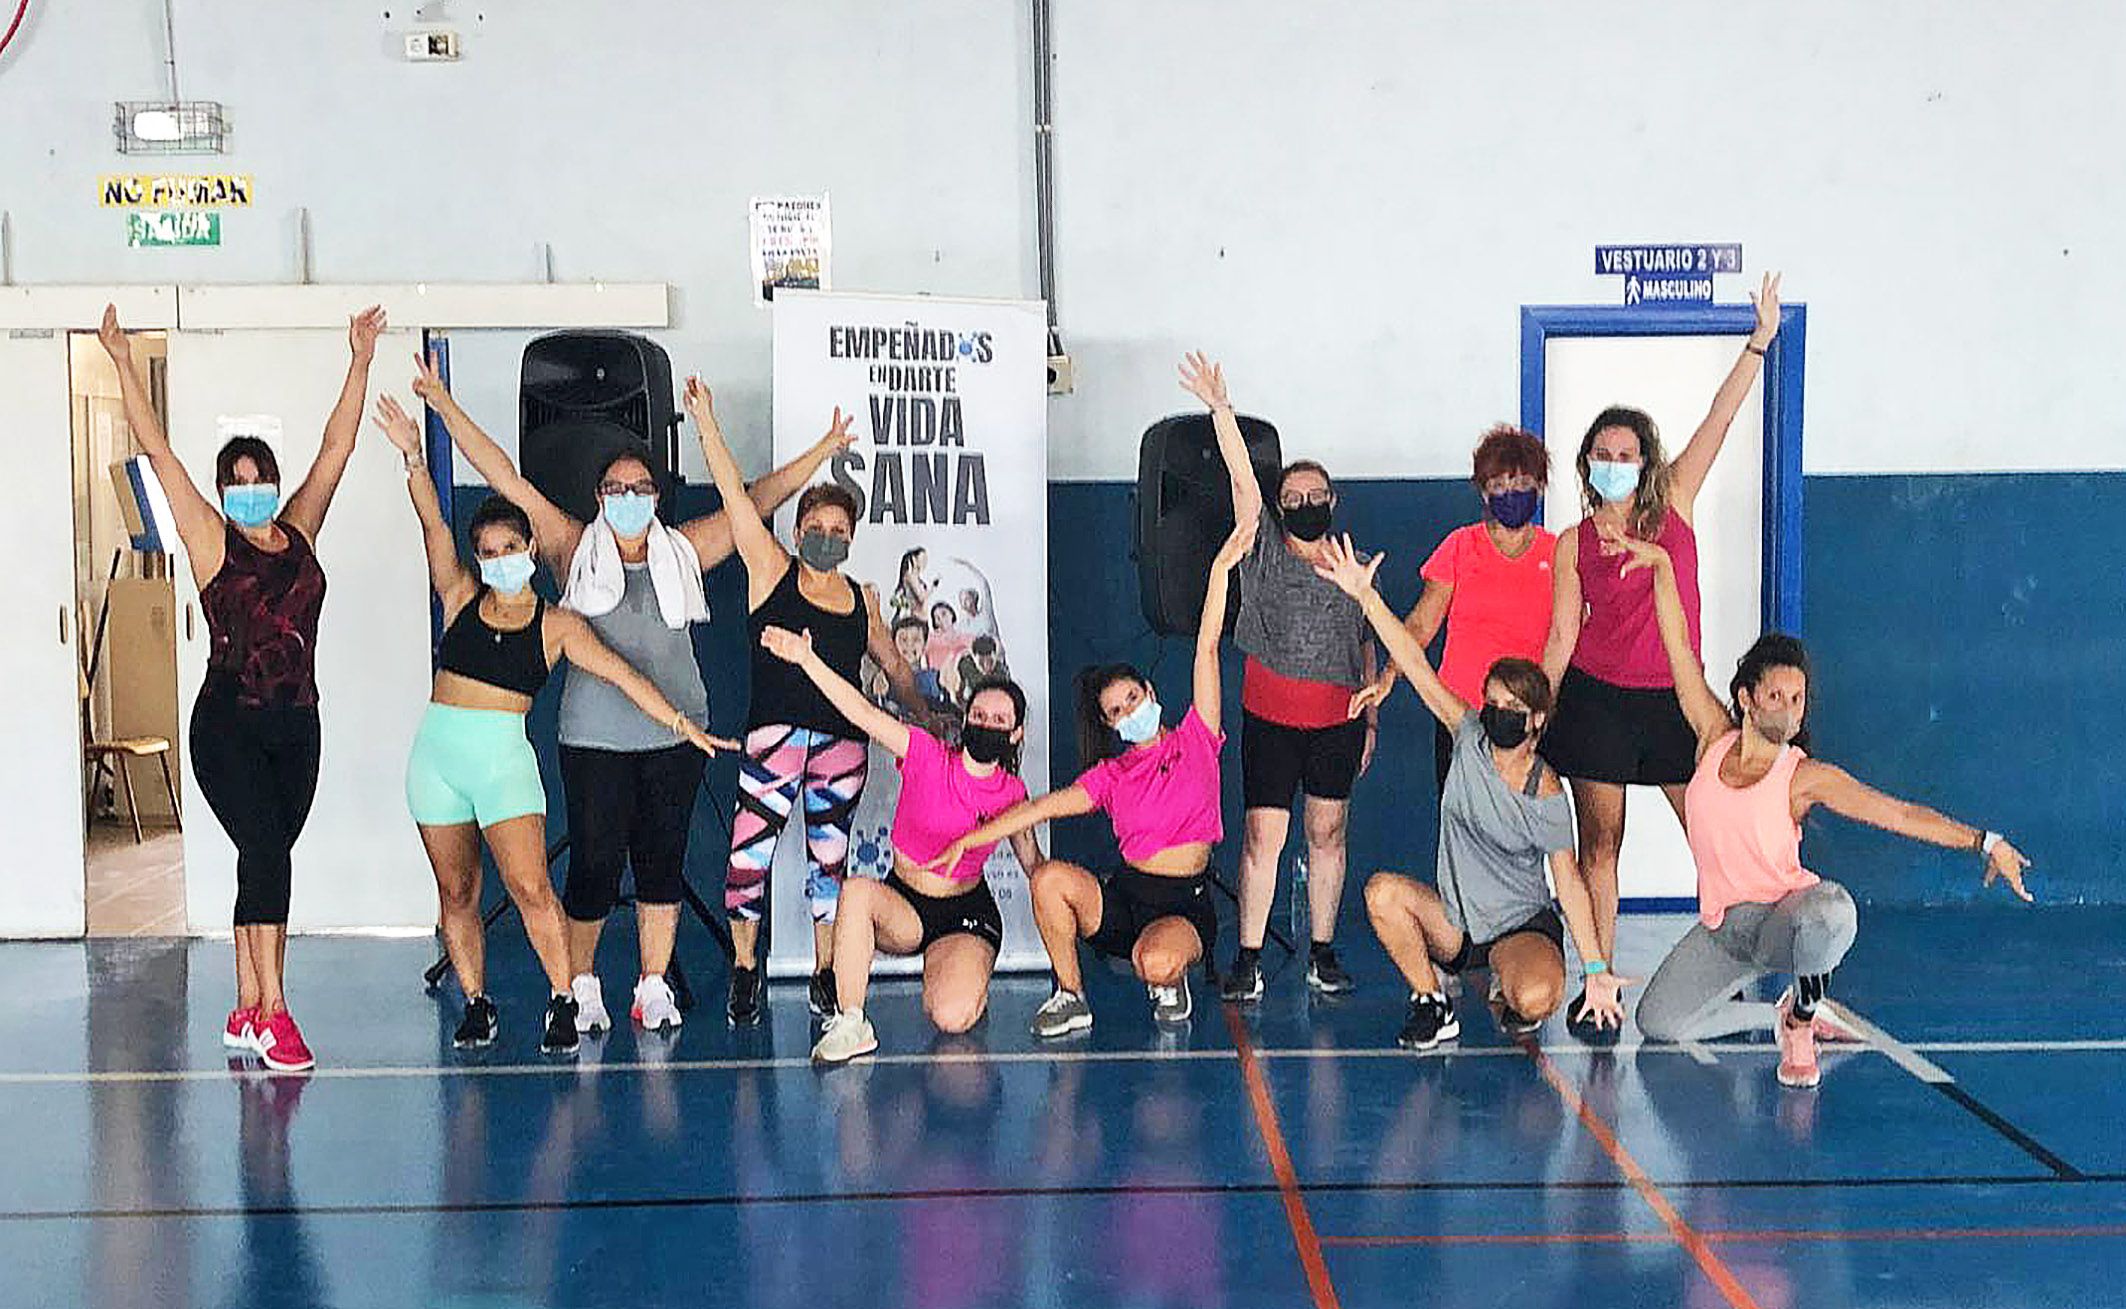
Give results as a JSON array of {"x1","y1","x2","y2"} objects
[
  {"x1": 1306, "y1": 946, "x2": 1355, "y2": 995},
  {"x1": 1497, "y1": 1003, "x2": 1543, "y2": 1037},
  {"x1": 1397, "y1": 992, "x2": 1461, "y2": 1051},
  {"x1": 809, "y1": 969, "x2": 838, "y2": 1018},
  {"x1": 452, "y1": 995, "x2": 498, "y2": 1049},
  {"x1": 1565, "y1": 989, "x2": 1621, "y2": 1046},
  {"x1": 728, "y1": 965, "x2": 764, "y2": 1026},
  {"x1": 1221, "y1": 956, "x2": 1265, "y2": 1003},
  {"x1": 540, "y1": 995, "x2": 580, "y2": 1055}
]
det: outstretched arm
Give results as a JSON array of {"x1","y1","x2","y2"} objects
[
  {"x1": 919, "y1": 785, "x2": 1098, "y2": 873},
  {"x1": 1792, "y1": 763, "x2": 2033, "y2": 902},
  {"x1": 411, "y1": 350, "x2": 585, "y2": 570},
  {"x1": 1193, "y1": 516, "x2": 1257, "y2": 734},
  {"x1": 552, "y1": 610, "x2": 740, "y2": 757},
  {"x1": 282, "y1": 306, "x2": 385, "y2": 540},
  {"x1": 98, "y1": 306, "x2": 224, "y2": 578},
  {"x1": 678, "y1": 406, "x2": 857, "y2": 568},
  {"x1": 1313, "y1": 535, "x2": 1469, "y2": 730},
  {"x1": 1179, "y1": 352, "x2": 1263, "y2": 530},
  {"x1": 1601, "y1": 523, "x2": 1728, "y2": 747},
  {"x1": 372, "y1": 394, "x2": 476, "y2": 612},
  {"x1": 760, "y1": 624, "x2": 911, "y2": 758},
  {"x1": 682, "y1": 376, "x2": 788, "y2": 598},
  {"x1": 1669, "y1": 271, "x2": 1781, "y2": 516}
]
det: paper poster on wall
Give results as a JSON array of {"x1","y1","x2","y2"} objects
[
  {"x1": 749, "y1": 195, "x2": 831, "y2": 307},
  {"x1": 768, "y1": 289, "x2": 1050, "y2": 977},
  {"x1": 99, "y1": 174, "x2": 254, "y2": 208}
]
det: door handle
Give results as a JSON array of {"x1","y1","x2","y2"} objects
[
  {"x1": 184, "y1": 603, "x2": 195, "y2": 641},
  {"x1": 58, "y1": 605, "x2": 70, "y2": 645}
]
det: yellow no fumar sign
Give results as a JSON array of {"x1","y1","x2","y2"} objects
[{"x1": 98, "y1": 174, "x2": 254, "y2": 208}]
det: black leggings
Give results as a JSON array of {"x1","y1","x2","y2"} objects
[
  {"x1": 189, "y1": 691, "x2": 321, "y2": 926},
  {"x1": 558, "y1": 743, "x2": 707, "y2": 921}
]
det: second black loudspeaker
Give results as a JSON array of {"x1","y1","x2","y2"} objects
[
  {"x1": 1135, "y1": 412, "x2": 1282, "y2": 636},
  {"x1": 519, "y1": 331, "x2": 680, "y2": 525}
]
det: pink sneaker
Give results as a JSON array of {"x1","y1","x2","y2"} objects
[
  {"x1": 222, "y1": 1006, "x2": 259, "y2": 1052},
  {"x1": 254, "y1": 1009, "x2": 316, "y2": 1073},
  {"x1": 1775, "y1": 996, "x2": 1820, "y2": 1089}
]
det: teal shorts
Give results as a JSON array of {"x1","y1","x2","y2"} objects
[{"x1": 405, "y1": 704, "x2": 548, "y2": 828}]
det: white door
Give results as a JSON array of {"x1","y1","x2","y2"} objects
[
  {"x1": 164, "y1": 328, "x2": 439, "y2": 931},
  {"x1": 0, "y1": 332, "x2": 89, "y2": 936},
  {"x1": 1543, "y1": 334, "x2": 1765, "y2": 902}
]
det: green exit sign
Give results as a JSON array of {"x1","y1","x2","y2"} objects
[{"x1": 127, "y1": 211, "x2": 221, "y2": 247}]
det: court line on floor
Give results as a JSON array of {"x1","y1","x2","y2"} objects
[
  {"x1": 1323, "y1": 1222, "x2": 2126, "y2": 1249},
  {"x1": 1224, "y1": 1007, "x2": 1343, "y2": 1309},
  {"x1": 1520, "y1": 1038, "x2": 1765, "y2": 1309}
]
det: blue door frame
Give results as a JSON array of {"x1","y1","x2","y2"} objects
[{"x1": 1518, "y1": 304, "x2": 1807, "y2": 634}]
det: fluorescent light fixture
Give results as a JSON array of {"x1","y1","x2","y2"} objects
[{"x1": 130, "y1": 109, "x2": 184, "y2": 142}]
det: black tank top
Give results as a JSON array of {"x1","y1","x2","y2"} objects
[
  {"x1": 436, "y1": 589, "x2": 550, "y2": 698},
  {"x1": 748, "y1": 562, "x2": 869, "y2": 736}
]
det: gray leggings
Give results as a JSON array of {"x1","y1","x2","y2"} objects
[{"x1": 1636, "y1": 881, "x2": 1858, "y2": 1042}]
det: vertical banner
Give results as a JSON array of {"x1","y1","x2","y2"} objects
[{"x1": 768, "y1": 290, "x2": 1051, "y2": 977}]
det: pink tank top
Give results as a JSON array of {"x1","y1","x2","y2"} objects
[
  {"x1": 1571, "y1": 508, "x2": 1701, "y2": 689},
  {"x1": 1684, "y1": 731, "x2": 1819, "y2": 928}
]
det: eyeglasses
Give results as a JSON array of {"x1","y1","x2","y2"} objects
[
  {"x1": 598, "y1": 480, "x2": 658, "y2": 498},
  {"x1": 1279, "y1": 491, "x2": 1332, "y2": 509}
]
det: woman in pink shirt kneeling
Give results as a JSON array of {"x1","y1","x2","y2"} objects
[
  {"x1": 927, "y1": 520, "x2": 1253, "y2": 1036},
  {"x1": 1609, "y1": 524, "x2": 2033, "y2": 1089},
  {"x1": 760, "y1": 625, "x2": 1042, "y2": 1065}
]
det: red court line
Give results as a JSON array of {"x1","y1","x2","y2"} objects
[
  {"x1": 1520, "y1": 1039, "x2": 1767, "y2": 1309},
  {"x1": 1224, "y1": 1007, "x2": 1342, "y2": 1309},
  {"x1": 1325, "y1": 1223, "x2": 2126, "y2": 1249}
]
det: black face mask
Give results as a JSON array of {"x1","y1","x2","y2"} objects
[
  {"x1": 961, "y1": 724, "x2": 1015, "y2": 765},
  {"x1": 1280, "y1": 502, "x2": 1333, "y2": 541},
  {"x1": 1479, "y1": 704, "x2": 1531, "y2": 750}
]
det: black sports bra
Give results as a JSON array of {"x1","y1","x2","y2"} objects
[{"x1": 437, "y1": 589, "x2": 550, "y2": 698}]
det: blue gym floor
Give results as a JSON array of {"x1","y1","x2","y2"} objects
[{"x1": 4, "y1": 904, "x2": 2122, "y2": 1308}]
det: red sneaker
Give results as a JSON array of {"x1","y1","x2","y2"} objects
[
  {"x1": 222, "y1": 1006, "x2": 259, "y2": 1052},
  {"x1": 1775, "y1": 995, "x2": 1820, "y2": 1089},
  {"x1": 254, "y1": 1009, "x2": 316, "y2": 1073}
]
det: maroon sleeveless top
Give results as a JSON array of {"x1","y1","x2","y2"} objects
[{"x1": 199, "y1": 521, "x2": 328, "y2": 709}]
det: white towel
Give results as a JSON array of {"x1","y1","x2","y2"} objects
[{"x1": 561, "y1": 518, "x2": 709, "y2": 629}]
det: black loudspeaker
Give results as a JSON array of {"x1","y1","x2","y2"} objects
[
  {"x1": 1135, "y1": 412, "x2": 1282, "y2": 636},
  {"x1": 519, "y1": 331, "x2": 681, "y2": 525}
]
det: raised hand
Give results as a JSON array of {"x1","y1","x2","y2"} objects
[
  {"x1": 682, "y1": 375, "x2": 719, "y2": 431},
  {"x1": 97, "y1": 304, "x2": 128, "y2": 360},
  {"x1": 1574, "y1": 972, "x2": 1635, "y2": 1029},
  {"x1": 1177, "y1": 351, "x2": 1231, "y2": 410},
  {"x1": 1984, "y1": 837, "x2": 2034, "y2": 903},
  {"x1": 1595, "y1": 519, "x2": 1668, "y2": 575},
  {"x1": 813, "y1": 406, "x2": 857, "y2": 458},
  {"x1": 1309, "y1": 533, "x2": 1381, "y2": 599},
  {"x1": 1748, "y1": 271, "x2": 1782, "y2": 349},
  {"x1": 759, "y1": 624, "x2": 815, "y2": 666},
  {"x1": 678, "y1": 720, "x2": 742, "y2": 757},
  {"x1": 410, "y1": 350, "x2": 450, "y2": 405},
  {"x1": 349, "y1": 305, "x2": 387, "y2": 360},
  {"x1": 370, "y1": 394, "x2": 423, "y2": 455}
]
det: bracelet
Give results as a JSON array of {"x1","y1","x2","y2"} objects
[
  {"x1": 1744, "y1": 342, "x2": 1767, "y2": 358},
  {"x1": 402, "y1": 451, "x2": 426, "y2": 472},
  {"x1": 1583, "y1": 959, "x2": 1609, "y2": 976}
]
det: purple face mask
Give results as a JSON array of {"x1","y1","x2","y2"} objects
[{"x1": 1486, "y1": 488, "x2": 1539, "y2": 529}]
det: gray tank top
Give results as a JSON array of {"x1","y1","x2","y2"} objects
[
  {"x1": 557, "y1": 564, "x2": 710, "y2": 752},
  {"x1": 1436, "y1": 712, "x2": 1576, "y2": 944}
]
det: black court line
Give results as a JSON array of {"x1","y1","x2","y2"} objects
[
  {"x1": 1932, "y1": 1082, "x2": 2086, "y2": 1180},
  {"x1": 7, "y1": 1171, "x2": 2125, "y2": 1224}
]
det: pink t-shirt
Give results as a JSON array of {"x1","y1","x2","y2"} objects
[
  {"x1": 1421, "y1": 523, "x2": 1558, "y2": 708},
  {"x1": 891, "y1": 728, "x2": 1029, "y2": 883},
  {"x1": 1571, "y1": 508, "x2": 1702, "y2": 689},
  {"x1": 1684, "y1": 731, "x2": 1819, "y2": 929},
  {"x1": 1074, "y1": 705, "x2": 1225, "y2": 864}
]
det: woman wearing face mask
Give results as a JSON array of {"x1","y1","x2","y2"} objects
[
  {"x1": 1178, "y1": 353, "x2": 1377, "y2": 1005},
  {"x1": 757, "y1": 626, "x2": 1040, "y2": 1064},
  {"x1": 97, "y1": 304, "x2": 384, "y2": 1072},
  {"x1": 924, "y1": 519, "x2": 1254, "y2": 1035},
  {"x1": 1604, "y1": 524, "x2": 2032, "y2": 1088},
  {"x1": 1314, "y1": 536, "x2": 1614, "y2": 1049},
  {"x1": 373, "y1": 397, "x2": 733, "y2": 1055},
  {"x1": 686, "y1": 378, "x2": 931, "y2": 1025},
  {"x1": 415, "y1": 355, "x2": 850, "y2": 1037},
  {"x1": 1537, "y1": 272, "x2": 1783, "y2": 1042},
  {"x1": 1351, "y1": 426, "x2": 1556, "y2": 800}
]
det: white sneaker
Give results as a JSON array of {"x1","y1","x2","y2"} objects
[
  {"x1": 631, "y1": 974, "x2": 682, "y2": 1032},
  {"x1": 811, "y1": 1010, "x2": 878, "y2": 1065},
  {"x1": 570, "y1": 973, "x2": 610, "y2": 1034}
]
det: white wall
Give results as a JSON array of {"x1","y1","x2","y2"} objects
[{"x1": 7, "y1": 3, "x2": 2124, "y2": 483}]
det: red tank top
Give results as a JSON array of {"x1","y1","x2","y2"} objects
[
  {"x1": 200, "y1": 521, "x2": 327, "y2": 709},
  {"x1": 1570, "y1": 508, "x2": 1701, "y2": 689}
]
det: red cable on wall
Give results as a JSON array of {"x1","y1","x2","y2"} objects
[{"x1": 0, "y1": 0, "x2": 32, "y2": 62}]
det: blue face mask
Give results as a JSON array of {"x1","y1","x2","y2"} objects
[
  {"x1": 220, "y1": 483, "x2": 280, "y2": 528},
  {"x1": 1115, "y1": 695, "x2": 1162, "y2": 745},
  {"x1": 479, "y1": 550, "x2": 536, "y2": 595},
  {"x1": 1486, "y1": 488, "x2": 1540, "y2": 529},
  {"x1": 602, "y1": 492, "x2": 657, "y2": 537},
  {"x1": 1587, "y1": 460, "x2": 1641, "y2": 504}
]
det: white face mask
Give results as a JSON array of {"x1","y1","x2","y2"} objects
[{"x1": 1114, "y1": 695, "x2": 1162, "y2": 745}]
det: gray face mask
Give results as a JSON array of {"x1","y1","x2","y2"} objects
[{"x1": 798, "y1": 529, "x2": 851, "y2": 571}]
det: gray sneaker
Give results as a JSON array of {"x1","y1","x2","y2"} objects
[
  {"x1": 1148, "y1": 974, "x2": 1193, "y2": 1025},
  {"x1": 1030, "y1": 988, "x2": 1093, "y2": 1039}
]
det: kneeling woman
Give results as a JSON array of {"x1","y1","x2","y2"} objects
[
  {"x1": 1314, "y1": 536, "x2": 1616, "y2": 1050},
  {"x1": 925, "y1": 522, "x2": 1252, "y2": 1034},
  {"x1": 1609, "y1": 523, "x2": 2031, "y2": 1087},
  {"x1": 376, "y1": 397, "x2": 730, "y2": 1055},
  {"x1": 757, "y1": 625, "x2": 1041, "y2": 1064}
]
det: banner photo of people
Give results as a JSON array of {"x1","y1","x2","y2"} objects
[{"x1": 768, "y1": 290, "x2": 1050, "y2": 977}]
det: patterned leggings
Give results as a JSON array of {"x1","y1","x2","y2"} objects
[{"x1": 726, "y1": 725, "x2": 870, "y2": 925}]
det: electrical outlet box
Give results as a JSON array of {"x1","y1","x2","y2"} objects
[
  {"x1": 404, "y1": 29, "x2": 462, "y2": 61},
  {"x1": 1047, "y1": 353, "x2": 1074, "y2": 395}
]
